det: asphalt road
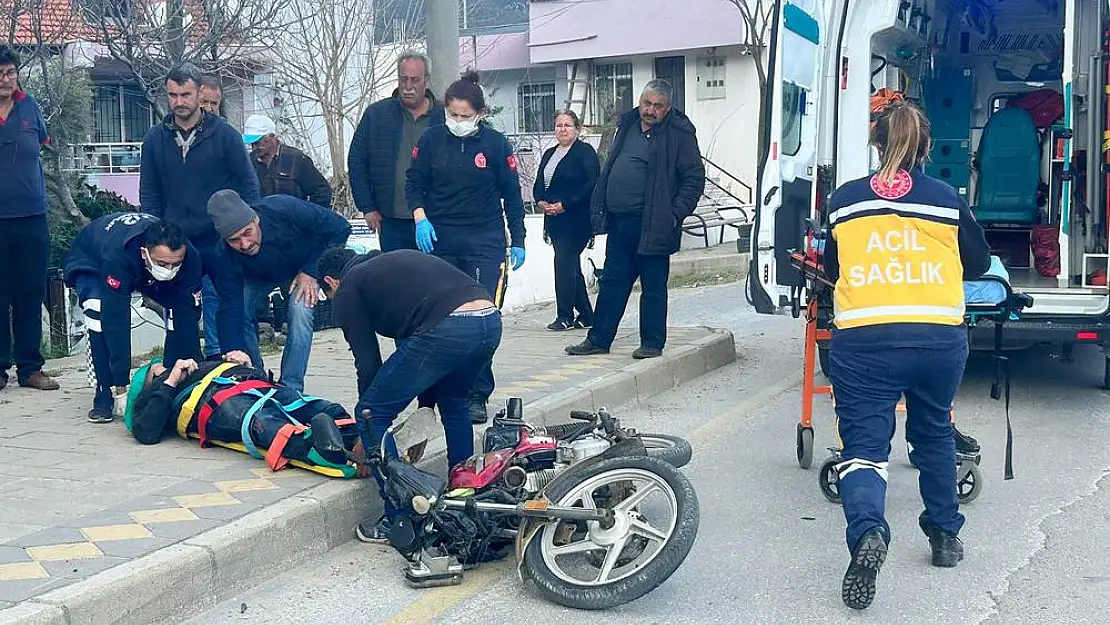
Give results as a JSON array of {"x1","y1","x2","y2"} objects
[{"x1": 185, "y1": 282, "x2": 1110, "y2": 625}]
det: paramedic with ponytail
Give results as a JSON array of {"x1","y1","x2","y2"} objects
[
  {"x1": 404, "y1": 69, "x2": 526, "y2": 424},
  {"x1": 821, "y1": 100, "x2": 990, "y2": 610}
]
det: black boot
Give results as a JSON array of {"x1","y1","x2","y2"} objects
[
  {"x1": 468, "y1": 393, "x2": 488, "y2": 424},
  {"x1": 954, "y1": 427, "x2": 980, "y2": 455},
  {"x1": 309, "y1": 413, "x2": 348, "y2": 465},
  {"x1": 841, "y1": 527, "x2": 888, "y2": 610},
  {"x1": 924, "y1": 526, "x2": 964, "y2": 568}
]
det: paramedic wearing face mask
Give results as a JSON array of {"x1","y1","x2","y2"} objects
[
  {"x1": 63, "y1": 213, "x2": 248, "y2": 424},
  {"x1": 404, "y1": 69, "x2": 526, "y2": 424},
  {"x1": 821, "y1": 100, "x2": 990, "y2": 610}
]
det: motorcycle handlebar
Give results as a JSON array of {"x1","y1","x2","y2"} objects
[{"x1": 569, "y1": 410, "x2": 595, "y2": 421}]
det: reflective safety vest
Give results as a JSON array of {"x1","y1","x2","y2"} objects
[{"x1": 828, "y1": 170, "x2": 966, "y2": 330}]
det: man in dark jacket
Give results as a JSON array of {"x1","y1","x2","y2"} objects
[
  {"x1": 208, "y1": 189, "x2": 352, "y2": 393},
  {"x1": 318, "y1": 247, "x2": 502, "y2": 542},
  {"x1": 63, "y1": 213, "x2": 210, "y2": 423},
  {"x1": 566, "y1": 79, "x2": 705, "y2": 359},
  {"x1": 139, "y1": 62, "x2": 259, "y2": 361},
  {"x1": 243, "y1": 114, "x2": 333, "y2": 208},
  {"x1": 0, "y1": 45, "x2": 59, "y2": 392},
  {"x1": 348, "y1": 53, "x2": 446, "y2": 252}
]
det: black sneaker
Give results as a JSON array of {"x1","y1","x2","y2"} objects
[
  {"x1": 925, "y1": 527, "x2": 964, "y2": 568},
  {"x1": 632, "y1": 346, "x2": 662, "y2": 359},
  {"x1": 573, "y1": 317, "x2": 592, "y2": 330},
  {"x1": 841, "y1": 528, "x2": 888, "y2": 610},
  {"x1": 88, "y1": 407, "x2": 114, "y2": 424},
  {"x1": 468, "y1": 398, "x2": 488, "y2": 424},
  {"x1": 565, "y1": 339, "x2": 609, "y2": 356},
  {"x1": 954, "y1": 428, "x2": 980, "y2": 455},
  {"x1": 547, "y1": 319, "x2": 573, "y2": 331},
  {"x1": 356, "y1": 515, "x2": 391, "y2": 543}
]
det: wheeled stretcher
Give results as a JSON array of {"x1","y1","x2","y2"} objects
[{"x1": 789, "y1": 238, "x2": 1032, "y2": 505}]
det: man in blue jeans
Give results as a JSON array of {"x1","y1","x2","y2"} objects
[
  {"x1": 208, "y1": 189, "x2": 351, "y2": 393},
  {"x1": 318, "y1": 247, "x2": 502, "y2": 543}
]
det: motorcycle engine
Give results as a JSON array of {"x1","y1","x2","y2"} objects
[{"x1": 557, "y1": 437, "x2": 611, "y2": 465}]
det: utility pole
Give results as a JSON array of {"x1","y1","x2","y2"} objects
[{"x1": 427, "y1": 0, "x2": 460, "y2": 99}]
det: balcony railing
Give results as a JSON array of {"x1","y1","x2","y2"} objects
[{"x1": 63, "y1": 142, "x2": 143, "y2": 175}]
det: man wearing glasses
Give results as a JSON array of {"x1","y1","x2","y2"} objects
[
  {"x1": 63, "y1": 213, "x2": 248, "y2": 423},
  {"x1": 0, "y1": 45, "x2": 59, "y2": 393}
]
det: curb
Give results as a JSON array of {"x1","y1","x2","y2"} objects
[{"x1": 1, "y1": 328, "x2": 736, "y2": 625}]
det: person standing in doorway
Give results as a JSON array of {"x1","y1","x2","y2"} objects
[
  {"x1": 405, "y1": 70, "x2": 527, "y2": 424},
  {"x1": 348, "y1": 52, "x2": 445, "y2": 252},
  {"x1": 533, "y1": 110, "x2": 598, "y2": 331},
  {"x1": 821, "y1": 100, "x2": 990, "y2": 610},
  {"x1": 566, "y1": 79, "x2": 704, "y2": 359},
  {"x1": 0, "y1": 45, "x2": 59, "y2": 392},
  {"x1": 139, "y1": 62, "x2": 259, "y2": 362},
  {"x1": 243, "y1": 114, "x2": 333, "y2": 208}
]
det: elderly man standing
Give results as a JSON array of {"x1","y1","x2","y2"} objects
[
  {"x1": 243, "y1": 114, "x2": 333, "y2": 208},
  {"x1": 208, "y1": 189, "x2": 351, "y2": 393},
  {"x1": 348, "y1": 52, "x2": 445, "y2": 252},
  {"x1": 140, "y1": 62, "x2": 259, "y2": 361},
  {"x1": 566, "y1": 79, "x2": 705, "y2": 359},
  {"x1": 198, "y1": 76, "x2": 222, "y2": 116},
  {"x1": 0, "y1": 45, "x2": 58, "y2": 392}
]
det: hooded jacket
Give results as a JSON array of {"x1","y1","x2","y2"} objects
[
  {"x1": 139, "y1": 111, "x2": 261, "y2": 243},
  {"x1": 348, "y1": 89, "x2": 446, "y2": 218},
  {"x1": 591, "y1": 107, "x2": 706, "y2": 255}
]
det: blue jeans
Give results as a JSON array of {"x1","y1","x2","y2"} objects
[
  {"x1": 357, "y1": 310, "x2": 502, "y2": 516},
  {"x1": 829, "y1": 324, "x2": 968, "y2": 554},
  {"x1": 243, "y1": 280, "x2": 315, "y2": 393},
  {"x1": 200, "y1": 276, "x2": 221, "y2": 357}
]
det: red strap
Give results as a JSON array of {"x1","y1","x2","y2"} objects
[
  {"x1": 266, "y1": 423, "x2": 309, "y2": 471},
  {"x1": 196, "y1": 380, "x2": 274, "y2": 447},
  {"x1": 334, "y1": 417, "x2": 356, "y2": 427}
]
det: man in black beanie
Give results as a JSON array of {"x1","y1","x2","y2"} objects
[{"x1": 208, "y1": 189, "x2": 352, "y2": 392}]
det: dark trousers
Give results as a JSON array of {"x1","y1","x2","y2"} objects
[
  {"x1": 588, "y1": 214, "x2": 670, "y2": 350},
  {"x1": 379, "y1": 217, "x2": 418, "y2": 253},
  {"x1": 828, "y1": 326, "x2": 968, "y2": 554},
  {"x1": 74, "y1": 273, "x2": 201, "y2": 411},
  {"x1": 0, "y1": 214, "x2": 49, "y2": 381},
  {"x1": 356, "y1": 311, "x2": 502, "y2": 516},
  {"x1": 551, "y1": 232, "x2": 593, "y2": 324}
]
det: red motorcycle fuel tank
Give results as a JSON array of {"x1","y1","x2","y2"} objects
[{"x1": 449, "y1": 448, "x2": 517, "y2": 489}]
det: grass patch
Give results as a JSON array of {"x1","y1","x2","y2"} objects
[{"x1": 669, "y1": 267, "x2": 743, "y2": 288}]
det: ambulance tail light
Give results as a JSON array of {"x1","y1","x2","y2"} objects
[{"x1": 1076, "y1": 331, "x2": 1098, "y2": 340}]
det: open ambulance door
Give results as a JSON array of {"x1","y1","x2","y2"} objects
[{"x1": 748, "y1": 0, "x2": 829, "y2": 315}]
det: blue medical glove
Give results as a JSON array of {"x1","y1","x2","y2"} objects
[
  {"x1": 510, "y1": 246, "x2": 526, "y2": 270},
  {"x1": 415, "y1": 218, "x2": 437, "y2": 253}
]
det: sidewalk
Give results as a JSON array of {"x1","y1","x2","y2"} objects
[{"x1": 0, "y1": 302, "x2": 735, "y2": 625}]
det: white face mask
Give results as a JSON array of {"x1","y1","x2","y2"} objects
[
  {"x1": 143, "y1": 249, "x2": 182, "y2": 282},
  {"x1": 446, "y1": 117, "x2": 479, "y2": 138}
]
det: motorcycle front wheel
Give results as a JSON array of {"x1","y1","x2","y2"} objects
[{"x1": 521, "y1": 454, "x2": 699, "y2": 610}]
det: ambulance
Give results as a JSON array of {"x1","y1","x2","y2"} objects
[{"x1": 750, "y1": 0, "x2": 1110, "y2": 386}]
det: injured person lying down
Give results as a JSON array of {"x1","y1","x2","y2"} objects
[{"x1": 127, "y1": 357, "x2": 367, "y2": 478}]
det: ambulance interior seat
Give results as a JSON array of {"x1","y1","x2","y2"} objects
[{"x1": 972, "y1": 106, "x2": 1041, "y2": 225}]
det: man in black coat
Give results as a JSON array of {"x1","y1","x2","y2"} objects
[
  {"x1": 348, "y1": 53, "x2": 446, "y2": 252},
  {"x1": 566, "y1": 79, "x2": 705, "y2": 359}
]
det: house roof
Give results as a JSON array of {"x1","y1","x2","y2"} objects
[{"x1": 2, "y1": 0, "x2": 97, "y2": 45}]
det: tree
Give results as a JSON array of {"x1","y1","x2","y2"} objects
[
  {"x1": 273, "y1": 0, "x2": 402, "y2": 214},
  {"x1": 75, "y1": 0, "x2": 295, "y2": 116},
  {"x1": 720, "y1": 0, "x2": 774, "y2": 151}
]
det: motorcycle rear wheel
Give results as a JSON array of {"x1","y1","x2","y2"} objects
[{"x1": 522, "y1": 455, "x2": 699, "y2": 610}]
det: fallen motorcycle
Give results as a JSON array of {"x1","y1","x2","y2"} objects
[{"x1": 372, "y1": 402, "x2": 700, "y2": 610}]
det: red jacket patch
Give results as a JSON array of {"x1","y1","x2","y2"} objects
[
  {"x1": 474, "y1": 153, "x2": 487, "y2": 168},
  {"x1": 506, "y1": 153, "x2": 518, "y2": 172},
  {"x1": 412, "y1": 146, "x2": 419, "y2": 159},
  {"x1": 106, "y1": 276, "x2": 121, "y2": 290}
]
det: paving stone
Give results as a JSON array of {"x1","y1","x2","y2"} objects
[
  {"x1": 0, "y1": 576, "x2": 69, "y2": 603},
  {"x1": 145, "y1": 519, "x2": 224, "y2": 542},
  {"x1": 0, "y1": 546, "x2": 31, "y2": 566},
  {"x1": 39, "y1": 556, "x2": 127, "y2": 580},
  {"x1": 4, "y1": 527, "x2": 87, "y2": 549},
  {"x1": 95, "y1": 537, "x2": 179, "y2": 559}
]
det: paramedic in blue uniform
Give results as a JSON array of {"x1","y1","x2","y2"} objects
[
  {"x1": 63, "y1": 213, "x2": 209, "y2": 423},
  {"x1": 139, "y1": 62, "x2": 258, "y2": 361},
  {"x1": 821, "y1": 100, "x2": 990, "y2": 611},
  {"x1": 208, "y1": 189, "x2": 352, "y2": 393},
  {"x1": 404, "y1": 70, "x2": 526, "y2": 424},
  {"x1": 0, "y1": 46, "x2": 59, "y2": 393}
]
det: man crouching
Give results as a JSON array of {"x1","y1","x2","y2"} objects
[
  {"x1": 317, "y1": 248, "x2": 503, "y2": 541},
  {"x1": 128, "y1": 355, "x2": 368, "y2": 477}
]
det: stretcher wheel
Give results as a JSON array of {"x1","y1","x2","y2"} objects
[
  {"x1": 796, "y1": 424, "x2": 814, "y2": 469},
  {"x1": 818, "y1": 456, "x2": 841, "y2": 503},
  {"x1": 956, "y1": 461, "x2": 982, "y2": 504}
]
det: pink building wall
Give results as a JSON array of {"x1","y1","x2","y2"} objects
[{"x1": 528, "y1": 0, "x2": 748, "y2": 64}]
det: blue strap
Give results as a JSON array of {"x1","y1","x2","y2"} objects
[{"x1": 240, "y1": 389, "x2": 278, "y2": 459}]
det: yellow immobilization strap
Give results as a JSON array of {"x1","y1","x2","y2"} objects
[{"x1": 176, "y1": 363, "x2": 238, "y2": 439}]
